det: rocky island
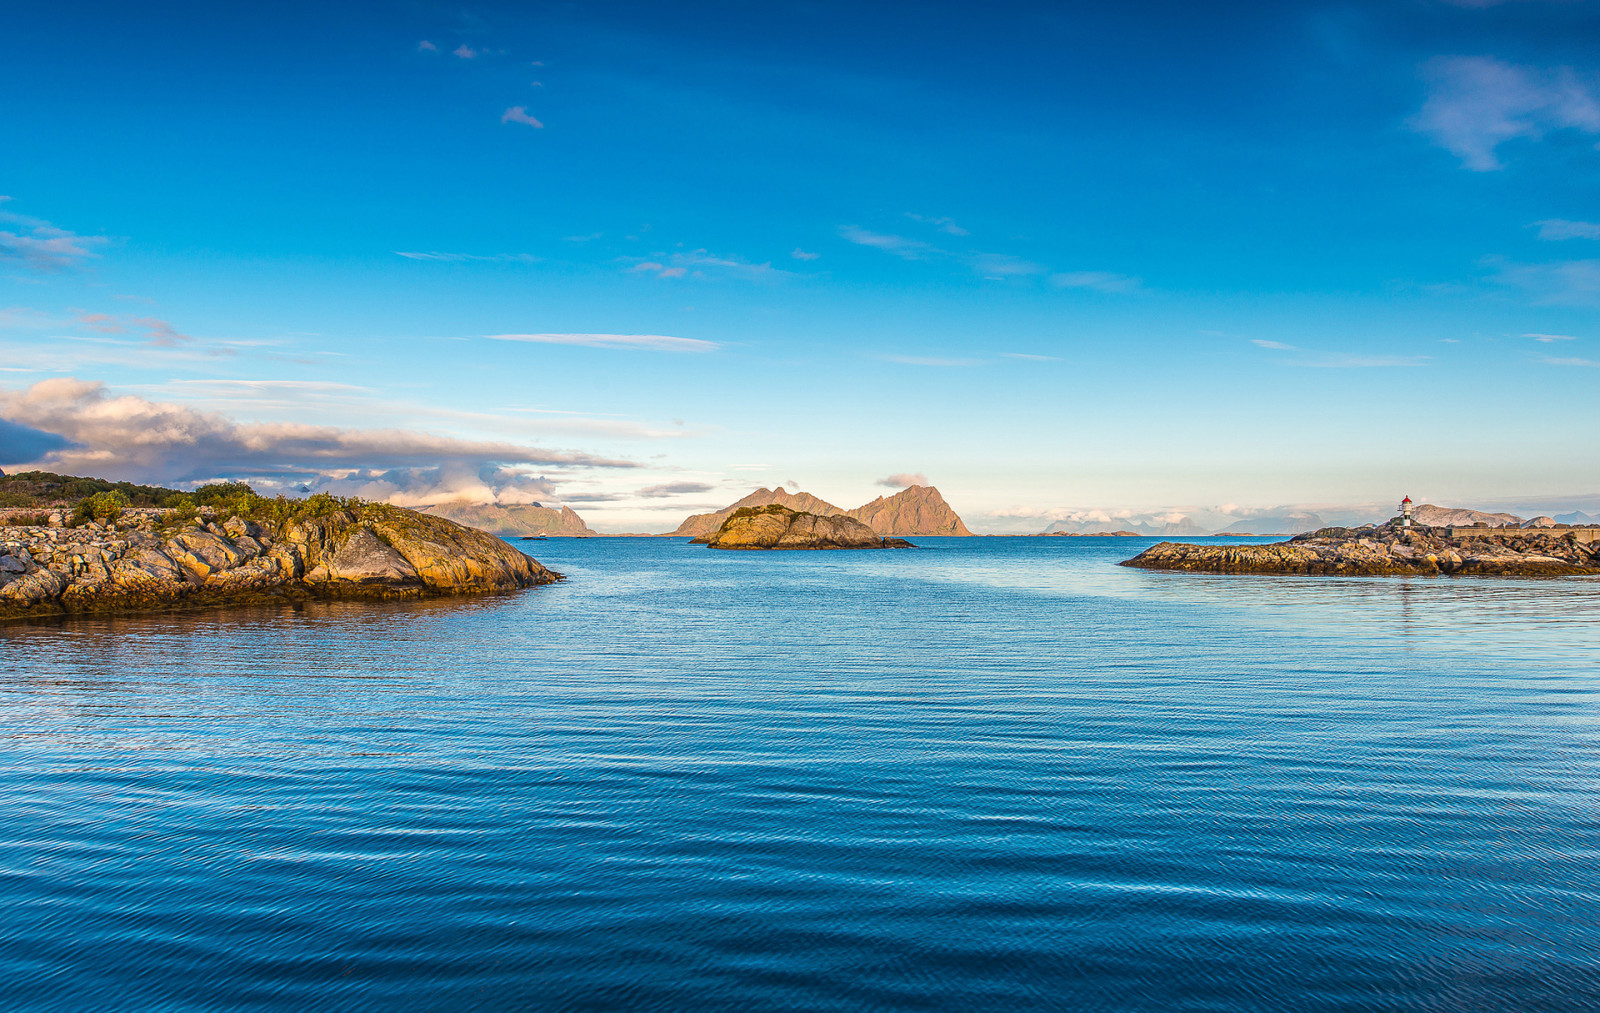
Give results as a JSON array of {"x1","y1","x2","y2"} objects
[
  {"x1": 671, "y1": 484, "x2": 970, "y2": 538},
  {"x1": 0, "y1": 477, "x2": 560, "y2": 622},
  {"x1": 690, "y1": 505, "x2": 915, "y2": 550},
  {"x1": 1122, "y1": 519, "x2": 1600, "y2": 577}
]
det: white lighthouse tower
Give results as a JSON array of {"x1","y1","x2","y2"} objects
[{"x1": 1400, "y1": 495, "x2": 1413, "y2": 530}]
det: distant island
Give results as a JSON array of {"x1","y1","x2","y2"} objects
[
  {"x1": 671, "y1": 485, "x2": 970, "y2": 538},
  {"x1": 420, "y1": 500, "x2": 597, "y2": 537},
  {"x1": 0, "y1": 472, "x2": 559, "y2": 621},
  {"x1": 1123, "y1": 517, "x2": 1600, "y2": 577},
  {"x1": 690, "y1": 505, "x2": 914, "y2": 550}
]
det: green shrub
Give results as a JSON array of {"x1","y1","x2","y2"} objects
[{"x1": 74, "y1": 490, "x2": 130, "y2": 523}]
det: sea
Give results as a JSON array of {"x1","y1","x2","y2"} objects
[{"x1": 3, "y1": 535, "x2": 1599, "y2": 1012}]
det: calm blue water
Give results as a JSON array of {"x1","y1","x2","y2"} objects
[{"x1": 4, "y1": 536, "x2": 1600, "y2": 1011}]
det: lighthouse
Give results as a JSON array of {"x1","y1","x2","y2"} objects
[{"x1": 1400, "y1": 496, "x2": 1412, "y2": 530}]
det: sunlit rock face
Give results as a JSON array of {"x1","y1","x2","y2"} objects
[
  {"x1": 689, "y1": 505, "x2": 914, "y2": 551},
  {"x1": 0, "y1": 505, "x2": 560, "y2": 620}
]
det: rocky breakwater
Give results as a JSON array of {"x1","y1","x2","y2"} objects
[
  {"x1": 0, "y1": 504, "x2": 561, "y2": 621},
  {"x1": 690, "y1": 505, "x2": 914, "y2": 550},
  {"x1": 1121, "y1": 522, "x2": 1600, "y2": 578}
]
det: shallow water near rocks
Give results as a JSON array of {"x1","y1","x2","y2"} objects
[{"x1": 3, "y1": 536, "x2": 1599, "y2": 1011}]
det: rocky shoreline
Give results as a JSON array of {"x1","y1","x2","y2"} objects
[
  {"x1": 1121, "y1": 522, "x2": 1600, "y2": 577},
  {"x1": 690, "y1": 504, "x2": 914, "y2": 550},
  {"x1": 0, "y1": 505, "x2": 561, "y2": 622}
]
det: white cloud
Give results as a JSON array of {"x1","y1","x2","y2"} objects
[
  {"x1": 1050, "y1": 270, "x2": 1143, "y2": 293},
  {"x1": 1002, "y1": 353, "x2": 1060, "y2": 361},
  {"x1": 488, "y1": 332, "x2": 719, "y2": 353},
  {"x1": 1411, "y1": 56, "x2": 1600, "y2": 171},
  {"x1": 1523, "y1": 332, "x2": 1578, "y2": 342},
  {"x1": 0, "y1": 377, "x2": 638, "y2": 488},
  {"x1": 501, "y1": 106, "x2": 544, "y2": 128},
  {"x1": 791, "y1": 248, "x2": 819, "y2": 261},
  {"x1": 454, "y1": 44, "x2": 478, "y2": 59},
  {"x1": 1534, "y1": 219, "x2": 1600, "y2": 240},
  {"x1": 418, "y1": 40, "x2": 438, "y2": 52},
  {"x1": 1252, "y1": 339, "x2": 1299, "y2": 350},
  {"x1": 877, "y1": 472, "x2": 929, "y2": 488}
]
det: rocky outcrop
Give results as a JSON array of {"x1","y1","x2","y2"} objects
[
  {"x1": 845, "y1": 485, "x2": 971, "y2": 536},
  {"x1": 690, "y1": 505, "x2": 914, "y2": 550},
  {"x1": 670, "y1": 485, "x2": 972, "y2": 538},
  {"x1": 1121, "y1": 521, "x2": 1600, "y2": 577},
  {"x1": 0, "y1": 505, "x2": 560, "y2": 622},
  {"x1": 670, "y1": 487, "x2": 846, "y2": 538},
  {"x1": 421, "y1": 500, "x2": 596, "y2": 537}
]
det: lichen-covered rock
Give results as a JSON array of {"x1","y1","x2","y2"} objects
[
  {"x1": 1123, "y1": 522, "x2": 1600, "y2": 578},
  {"x1": 0, "y1": 503, "x2": 561, "y2": 622},
  {"x1": 691, "y1": 504, "x2": 914, "y2": 550}
]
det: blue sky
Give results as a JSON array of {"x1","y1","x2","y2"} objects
[{"x1": 3, "y1": 0, "x2": 1599, "y2": 531}]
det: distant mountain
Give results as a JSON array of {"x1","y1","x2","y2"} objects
[
  {"x1": 421, "y1": 500, "x2": 596, "y2": 536},
  {"x1": 845, "y1": 486, "x2": 972, "y2": 536},
  {"x1": 1045, "y1": 516, "x2": 1208, "y2": 537},
  {"x1": 668, "y1": 487, "x2": 844, "y2": 538},
  {"x1": 668, "y1": 484, "x2": 973, "y2": 537},
  {"x1": 1410, "y1": 504, "x2": 1522, "y2": 528},
  {"x1": 1209, "y1": 511, "x2": 1323, "y2": 536},
  {"x1": 1556, "y1": 510, "x2": 1600, "y2": 525}
]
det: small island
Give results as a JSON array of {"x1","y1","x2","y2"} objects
[
  {"x1": 690, "y1": 504, "x2": 915, "y2": 550},
  {"x1": 1122, "y1": 518, "x2": 1600, "y2": 577},
  {"x1": 0, "y1": 477, "x2": 560, "y2": 622}
]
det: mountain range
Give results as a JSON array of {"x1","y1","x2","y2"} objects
[{"x1": 668, "y1": 485, "x2": 972, "y2": 538}]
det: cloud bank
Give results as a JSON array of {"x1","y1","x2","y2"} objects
[
  {"x1": 0, "y1": 200, "x2": 108, "y2": 272},
  {"x1": 0, "y1": 378, "x2": 638, "y2": 495},
  {"x1": 878, "y1": 473, "x2": 929, "y2": 488}
]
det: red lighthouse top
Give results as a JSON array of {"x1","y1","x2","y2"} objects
[{"x1": 1401, "y1": 496, "x2": 1412, "y2": 505}]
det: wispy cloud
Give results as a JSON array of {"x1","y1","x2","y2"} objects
[
  {"x1": 0, "y1": 377, "x2": 638, "y2": 488},
  {"x1": 839, "y1": 225, "x2": 935, "y2": 260},
  {"x1": 878, "y1": 472, "x2": 929, "y2": 488},
  {"x1": 1252, "y1": 339, "x2": 1300, "y2": 350},
  {"x1": 1489, "y1": 257, "x2": 1600, "y2": 305},
  {"x1": 501, "y1": 106, "x2": 543, "y2": 128},
  {"x1": 905, "y1": 213, "x2": 969, "y2": 236},
  {"x1": 488, "y1": 332, "x2": 719, "y2": 353},
  {"x1": 1051, "y1": 271, "x2": 1143, "y2": 293},
  {"x1": 1299, "y1": 355, "x2": 1432, "y2": 368},
  {"x1": 1534, "y1": 219, "x2": 1600, "y2": 240},
  {"x1": 971, "y1": 253, "x2": 1046, "y2": 278},
  {"x1": 1543, "y1": 356, "x2": 1600, "y2": 367},
  {"x1": 418, "y1": 40, "x2": 438, "y2": 52},
  {"x1": 453, "y1": 44, "x2": 478, "y2": 59},
  {"x1": 636, "y1": 481, "x2": 716, "y2": 497},
  {"x1": 626, "y1": 248, "x2": 781, "y2": 282},
  {"x1": 629, "y1": 261, "x2": 688, "y2": 279},
  {"x1": 1411, "y1": 56, "x2": 1600, "y2": 171},
  {"x1": 1002, "y1": 353, "x2": 1060, "y2": 361},
  {"x1": 78, "y1": 312, "x2": 192, "y2": 347},
  {"x1": 396, "y1": 250, "x2": 541, "y2": 263},
  {"x1": 791, "y1": 248, "x2": 819, "y2": 261},
  {"x1": 877, "y1": 354, "x2": 982, "y2": 367},
  {"x1": 0, "y1": 199, "x2": 109, "y2": 273},
  {"x1": 1523, "y1": 332, "x2": 1578, "y2": 342}
]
